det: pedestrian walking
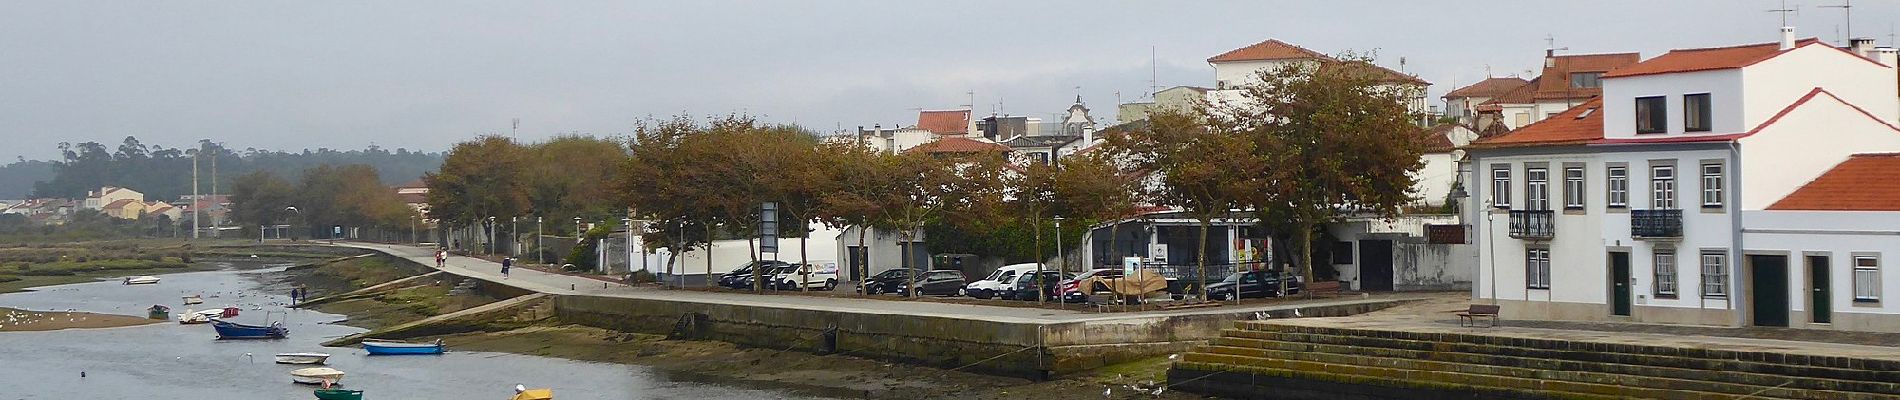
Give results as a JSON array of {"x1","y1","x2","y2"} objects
[
  {"x1": 501, "y1": 257, "x2": 512, "y2": 279},
  {"x1": 436, "y1": 249, "x2": 446, "y2": 268}
]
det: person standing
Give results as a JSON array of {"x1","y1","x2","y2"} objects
[
  {"x1": 436, "y1": 249, "x2": 446, "y2": 268},
  {"x1": 501, "y1": 257, "x2": 512, "y2": 279}
]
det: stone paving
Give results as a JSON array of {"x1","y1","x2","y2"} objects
[{"x1": 342, "y1": 242, "x2": 1428, "y2": 324}]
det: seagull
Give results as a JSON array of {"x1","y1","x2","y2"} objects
[
  {"x1": 1168, "y1": 353, "x2": 1179, "y2": 361},
  {"x1": 1103, "y1": 387, "x2": 1112, "y2": 398},
  {"x1": 1293, "y1": 308, "x2": 1303, "y2": 317}
]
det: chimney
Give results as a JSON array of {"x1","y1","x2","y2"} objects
[
  {"x1": 1851, "y1": 38, "x2": 1877, "y2": 59},
  {"x1": 1544, "y1": 48, "x2": 1556, "y2": 68},
  {"x1": 1877, "y1": 47, "x2": 1898, "y2": 68},
  {"x1": 1780, "y1": 27, "x2": 1796, "y2": 50}
]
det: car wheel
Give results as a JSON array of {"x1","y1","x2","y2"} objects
[
  {"x1": 956, "y1": 288, "x2": 967, "y2": 297},
  {"x1": 823, "y1": 279, "x2": 837, "y2": 291}
]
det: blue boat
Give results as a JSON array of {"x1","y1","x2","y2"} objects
[
  {"x1": 211, "y1": 319, "x2": 288, "y2": 339},
  {"x1": 362, "y1": 339, "x2": 444, "y2": 355}
]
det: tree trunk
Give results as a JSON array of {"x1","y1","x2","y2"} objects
[
  {"x1": 901, "y1": 228, "x2": 913, "y2": 297},
  {"x1": 1034, "y1": 213, "x2": 1044, "y2": 303},
  {"x1": 1198, "y1": 219, "x2": 1210, "y2": 301},
  {"x1": 857, "y1": 226, "x2": 868, "y2": 294},
  {"x1": 705, "y1": 223, "x2": 713, "y2": 288},
  {"x1": 1298, "y1": 223, "x2": 1315, "y2": 299},
  {"x1": 748, "y1": 236, "x2": 760, "y2": 292},
  {"x1": 1107, "y1": 223, "x2": 1121, "y2": 270}
]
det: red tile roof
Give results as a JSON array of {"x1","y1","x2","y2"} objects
[
  {"x1": 1421, "y1": 124, "x2": 1463, "y2": 153},
  {"x1": 1769, "y1": 153, "x2": 1900, "y2": 211},
  {"x1": 1602, "y1": 39, "x2": 1822, "y2": 79},
  {"x1": 1318, "y1": 60, "x2": 1429, "y2": 85},
  {"x1": 1445, "y1": 77, "x2": 1531, "y2": 99},
  {"x1": 1483, "y1": 77, "x2": 1540, "y2": 105},
  {"x1": 1206, "y1": 39, "x2": 1330, "y2": 63},
  {"x1": 907, "y1": 137, "x2": 1009, "y2": 154},
  {"x1": 1533, "y1": 53, "x2": 1640, "y2": 100},
  {"x1": 916, "y1": 110, "x2": 971, "y2": 135},
  {"x1": 1468, "y1": 98, "x2": 1603, "y2": 148}
]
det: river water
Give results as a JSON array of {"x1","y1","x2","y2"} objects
[{"x1": 0, "y1": 260, "x2": 826, "y2": 400}]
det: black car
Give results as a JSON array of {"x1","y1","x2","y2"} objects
[
  {"x1": 1001, "y1": 270, "x2": 1070, "y2": 301},
  {"x1": 718, "y1": 260, "x2": 791, "y2": 289},
  {"x1": 1205, "y1": 270, "x2": 1303, "y2": 300},
  {"x1": 859, "y1": 268, "x2": 920, "y2": 295},
  {"x1": 898, "y1": 270, "x2": 967, "y2": 296}
]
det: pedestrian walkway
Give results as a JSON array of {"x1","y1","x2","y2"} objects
[{"x1": 340, "y1": 242, "x2": 1425, "y2": 324}]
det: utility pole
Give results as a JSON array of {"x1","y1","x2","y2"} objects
[
  {"x1": 191, "y1": 146, "x2": 200, "y2": 239},
  {"x1": 536, "y1": 217, "x2": 544, "y2": 264}
]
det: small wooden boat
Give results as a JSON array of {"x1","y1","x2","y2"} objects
[
  {"x1": 511, "y1": 388, "x2": 553, "y2": 400},
  {"x1": 313, "y1": 388, "x2": 364, "y2": 400},
  {"x1": 211, "y1": 319, "x2": 287, "y2": 339},
  {"x1": 362, "y1": 338, "x2": 444, "y2": 355},
  {"x1": 122, "y1": 276, "x2": 160, "y2": 285},
  {"x1": 182, "y1": 294, "x2": 203, "y2": 305},
  {"x1": 289, "y1": 367, "x2": 345, "y2": 385},
  {"x1": 274, "y1": 352, "x2": 331, "y2": 365},
  {"x1": 146, "y1": 305, "x2": 170, "y2": 320}
]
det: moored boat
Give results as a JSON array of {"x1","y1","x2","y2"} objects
[
  {"x1": 146, "y1": 305, "x2": 170, "y2": 320},
  {"x1": 177, "y1": 310, "x2": 210, "y2": 324},
  {"x1": 362, "y1": 338, "x2": 444, "y2": 355},
  {"x1": 289, "y1": 367, "x2": 345, "y2": 385},
  {"x1": 274, "y1": 352, "x2": 331, "y2": 365},
  {"x1": 313, "y1": 388, "x2": 364, "y2": 400},
  {"x1": 211, "y1": 319, "x2": 287, "y2": 339},
  {"x1": 182, "y1": 294, "x2": 203, "y2": 305},
  {"x1": 122, "y1": 276, "x2": 160, "y2": 285}
]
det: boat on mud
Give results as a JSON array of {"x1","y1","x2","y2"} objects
[
  {"x1": 362, "y1": 338, "x2": 444, "y2": 355},
  {"x1": 211, "y1": 319, "x2": 287, "y2": 339},
  {"x1": 274, "y1": 352, "x2": 331, "y2": 365}
]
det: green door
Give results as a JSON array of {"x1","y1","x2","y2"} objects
[
  {"x1": 1809, "y1": 255, "x2": 1831, "y2": 324},
  {"x1": 1750, "y1": 255, "x2": 1789, "y2": 327},
  {"x1": 1611, "y1": 252, "x2": 1631, "y2": 316}
]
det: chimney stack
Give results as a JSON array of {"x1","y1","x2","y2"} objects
[
  {"x1": 1544, "y1": 48, "x2": 1556, "y2": 68},
  {"x1": 1850, "y1": 38, "x2": 1877, "y2": 59},
  {"x1": 1780, "y1": 27, "x2": 1796, "y2": 50},
  {"x1": 1877, "y1": 47, "x2": 1898, "y2": 68}
]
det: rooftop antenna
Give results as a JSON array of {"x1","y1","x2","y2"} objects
[
  {"x1": 1768, "y1": 0, "x2": 1799, "y2": 27},
  {"x1": 962, "y1": 90, "x2": 974, "y2": 109},
  {"x1": 1822, "y1": 0, "x2": 1852, "y2": 42},
  {"x1": 1149, "y1": 45, "x2": 1158, "y2": 100},
  {"x1": 510, "y1": 118, "x2": 519, "y2": 138}
]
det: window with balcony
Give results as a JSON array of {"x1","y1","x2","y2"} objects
[
  {"x1": 1509, "y1": 210, "x2": 1555, "y2": 239},
  {"x1": 1684, "y1": 93, "x2": 1712, "y2": 132},
  {"x1": 1631, "y1": 209, "x2": 1683, "y2": 238},
  {"x1": 1563, "y1": 167, "x2": 1585, "y2": 209},
  {"x1": 1651, "y1": 166, "x2": 1676, "y2": 209},
  {"x1": 1491, "y1": 167, "x2": 1511, "y2": 208},
  {"x1": 1526, "y1": 168, "x2": 1549, "y2": 210},
  {"x1": 1701, "y1": 252, "x2": 1728, "y2": 298},
  {"x1": 1570, "y1": 72, "x2": 1603, "y2": 89},
  {"x1": 1654, "y1": 251, "x2": 1678, "y2": 298},
  {"x1": 1701, "y1": 163, "x2": 1724, "y2": 208},
  {"x1": 1607, "y1": 166, "x2": 1628, "y2": 208},
  {"x1": 1526, "y1": 248, "x2": 1551, "y2": 289},
  {"x1": 1636, "y1": 96, "x2": 1667, "y2": 134},
  {"x1": 1855, "y1": 256, "x2": 1881, "y2": 303}
]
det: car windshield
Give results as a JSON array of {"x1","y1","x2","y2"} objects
[{"x1": 1220, "y1": 272, "x2": 1245, "y2": 283}]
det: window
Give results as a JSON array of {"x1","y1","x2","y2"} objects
[
  {"x1": 1492, "y1": 168, "x2": 1512, "y2": 208},
  {"x1": 1651, "y1": 166, "x2": 1676, "y2": 209},
  {"x1": 1636, "y1": 96, "x2": 1667, "y2": 133},
  {"x1": 1684, "y1": 93, "x2": 1712, "y2": 132},
  {"x1": 1563, "y1": 167, "x2": 1585, "y2": 209},
  {"x1": 1570, "y1": 72, "x2": 1604, "y2": 88},
  {"x1": 1526, "y1": 168, "x2": 1549, "y2": 210},
  {"x1": 1701, "y1": 252, "x2": 1728, "y2": 297},
  {"x1": 1527, "y1": 248, "x2": 1551, "y2": 289},
  {"x1": 1654, "y1": 251, "x2": 1678, "y2": 297},
  {"x1": 1607, "y1": 166, "x2": 1629, "y2": 208},
  {"x1": 1700, "y1": 163, "x2": 1724, "y2": 208},
  {"x1": 1855, "y1": 256, "x2": 1881, "y2": 303}
]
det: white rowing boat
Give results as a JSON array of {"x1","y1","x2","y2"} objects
[
  {"x1": 290, "y1": 367, "x2": 346, "y2": 385},
  {"x1": 275, "y1": 352, "x2": 331, "y2": 365},
  {"x1": 123, "y1": 276, "x2": 160, "y2": 285}
]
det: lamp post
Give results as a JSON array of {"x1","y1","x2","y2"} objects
[
  {"x1": 574, "y1": 217, "x2": 583, "y2": 237},
  {"x1": 1053, "y1": 215, "x2": 1065, "y2": 273},
  {"x1": 623, "y1": 218, "x2": 635, "y2": 278},
  {"x1": 536, "y1": 216, "x2": 544, "y2": 265},
  {"x1": 510, "y1": 216, "x2": 519, "y2": 256},
  {"x1": 487, "y1": 216, "x2": 496, "y2": 255}
]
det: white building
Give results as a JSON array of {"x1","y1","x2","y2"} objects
[
  {"x1": 83, "y1": 186, "x2": 143, "y2": 211},
  {"x1": 1204, "y1": 39, "x2": 1430, "y2": 117},
  {"x1": 1466, "y1": 31, "x2": 1900, "y2": 332},
  {"x1": 1443, "y1": 77, "x2": 1530, "y2": 126},
  {"x1": 1474, "y1": 51, "x2": 1639, "y2": 131},
  {"x1": 1117, "y1": 86, "x2": 1209, "y2": 123}
]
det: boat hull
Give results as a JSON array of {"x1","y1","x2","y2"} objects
[
  {"x1": 362, "y1": 340, "x2": 444, "y2": 355},
  {"x1": 274, "y1": 353, "x2": 331, "y2": 365},
  {"x1": 290, "y1": 367, "x2": 345, "y2": 385},
  {"x1": 123, "y1": 276, "x2": 160, "y2": 285},
  {"x1": 211, "y1": 320, "x2": 287, "y2": 339},
  {"x1": 314, "y1": 389, "x2": 364, "y2": 400}
]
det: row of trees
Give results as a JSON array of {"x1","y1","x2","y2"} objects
[
  {"x1": 21, "y1": 136, "x2": 440, "y2": 201},
  {"x1": 423, "y1": 135, "x2": 627, "y2": 256},
  {"x1": 227, "y1": 164, "x2": 416, "y2": 240}
]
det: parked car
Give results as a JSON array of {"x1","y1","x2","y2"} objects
[
  {"x1": 964, "y1": 263, "x2": 1039, "y2": 299},
  {"x1": 772, "y1": 260, "x2": 840, "y2": 291},
  {"x1": 1001, "y1": 270, "x2": 1070, "y2": 301},
  {"x1": 1205, "y1": 270, "x2": 1303, "y2": 300},
  {"x1": 719, "y1": 260, "x2": 792, "y2": 289},
  {"x1": 899, "y1": 270, "x2": 967, "y2": 297},
  {"x1": 859, "y1": 268, "x2": 920, "y2": 295},
  {"x1": 1057, "y1": 268, "x2": 1124, "y2": 303}
]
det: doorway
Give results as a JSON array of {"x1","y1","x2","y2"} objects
[
  {"x1": 1359, "y1": 240, "x2": 1395, "y2": 291},
  {"x1": 1610, "y1": 252, "x2": 1631, "y2": 316},
  {"x1": 1808, "y1": 255, "x2": 1831, "y2": 324},
  {"x1": 1750, "y1": 255, "x2": 1790, "y2": 327}
]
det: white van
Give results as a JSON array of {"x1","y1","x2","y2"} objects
[
  {"x1": 964, "y1": 263, "x2": 1040, "y2": 299},
  {"x1": 772, "y1": 260, "x2": 840, "y2": 291}
]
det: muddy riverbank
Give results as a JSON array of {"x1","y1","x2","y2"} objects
[{"x1": 0, "y1": 307, "x2": 160, "y2": 332}]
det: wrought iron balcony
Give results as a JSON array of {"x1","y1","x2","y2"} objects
[
  {"x1": 1631, "y1": 209, "x2": 1683, "y2": 239},
  {"x1": 1508, "y1": 210, "x2": 1555, "y2": 239}
]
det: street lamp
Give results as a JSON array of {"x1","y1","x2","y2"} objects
[
  {"x1": 1053, "y1": 215, "x2": 1065, "y2": 273},
  {"x1": 487, "y1": 216, "x2": 497, "y2": 255},
  {"x1": 510, "y1": 216, "x2": 519, "y2": 256},
  {"x1": 536, "y1": 216, "x2": 545, "y2": 264},
  {"x1": 574, "y1": 217, "x2": 583, "y2": 238},
  {"x1": 623, "y1": 218, "x2": 635, "y2": 278}
]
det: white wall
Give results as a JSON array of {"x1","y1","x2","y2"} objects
[
  {"x1": 1742, "y1": 45, "x2": 1899, "y2": 126},
  {"x1": 665, "y1": 223, "x2": 841, "y2": 276},
  {"x1": 1738, "y1": 94, "x2": 1900, "y2": 209},
  {"x1": 1745, "y1": 210, "x2": 1900, "y2": 329},
  {"x1": 1414, "y1": 152, "x2": 1458, "y2": 207},
  {"x1": 1600, "y1": 69, "x2": 1745, "y2": 139}
]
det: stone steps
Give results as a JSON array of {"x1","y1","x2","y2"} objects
[{"x1": 1168, "y1": 321, "x2": 1900, "y2": 400}]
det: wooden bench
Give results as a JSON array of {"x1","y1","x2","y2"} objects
[{"x1": 1458, "y1": 304, "x2": 1501, "y2": 327}]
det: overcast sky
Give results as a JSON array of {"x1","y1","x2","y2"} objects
[{"x1": 3, "y1": 1, "x2": 1895, "y2": 161}]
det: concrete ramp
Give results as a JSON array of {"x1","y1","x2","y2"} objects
[
  {"x1": 297, "y1": 271, "x2": 447, "y2": 308},
  {"x1": 321, "y1": 293, "x2": 553, "y2": 347}
]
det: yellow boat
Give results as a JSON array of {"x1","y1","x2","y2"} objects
[{"x1": 510, "y1": 389, "x2": 552, "y2": 400}]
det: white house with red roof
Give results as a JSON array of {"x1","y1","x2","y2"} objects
[
  {"x1": 1746, "y1": 154, "x2": 1900, "y2": 331},
  {"x1": 1204, "y1": 39, "x2": 1431, "y2": 117},
  {"x1": 1466, "y1": 29, "x2": 1900, "y2": 332}
]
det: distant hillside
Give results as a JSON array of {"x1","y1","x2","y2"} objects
[{"x1": 19, "y1": 137, "x2": 442, "y2": 200}]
